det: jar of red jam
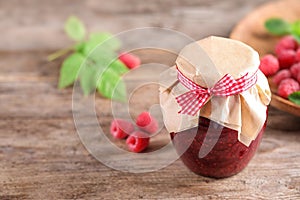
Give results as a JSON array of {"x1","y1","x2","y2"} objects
[{"x1": 160, "y1": 36, "x2": 271, "y2": 178}]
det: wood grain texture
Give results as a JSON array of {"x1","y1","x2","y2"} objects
[{"x1": 0, "y1": 0, "x2": 300, "y2": 199}]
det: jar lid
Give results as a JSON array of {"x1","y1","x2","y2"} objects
[{"x1": 176, "y1": 36, "x2": 260, "y2": 88}]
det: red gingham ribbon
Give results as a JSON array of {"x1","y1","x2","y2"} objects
[{"x1": 176, "y1": 67, "x2": 258, "y2": 116}]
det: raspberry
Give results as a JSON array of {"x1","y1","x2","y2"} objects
[
  {"x1": 298, "y1": 73, "x2": 300, "y2": 83},
  {"x1": 277, "y1": 78, "x2": 300, "y2": 99},
  {"x1": 273, "y1": 69, "x2": 292, "y2": 85},
  {"x1": 290, "y1": 63, "x2": 300, "y2": 79},
  {"x1": 259, "y1": 54, "x2": 280, "y2": 76},
  {"x1": 296, "y1": 48, "x2": 300, "y2": 62},
  {"x1": 136, "y1": 112, "x2": 158, "y2": 134},
  {"x1": 119, "y1": 52, "x2": 141, "y2": 69},
  {"x1": 277, "y1": 50, "x2": 296, "y2": 69},
  {"x1": 126, "y1": 131, "x2": 150, "y2": 153},
  {"x1": 275, "y1": 36, "x2": 298, "y2": 56},
  {"x1": 110, "y1": 119, "x2": 134, "y2": 139}
]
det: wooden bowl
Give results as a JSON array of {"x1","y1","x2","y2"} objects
[{"x1": 230, "y1": 0, "x2": 300, "y2": 117}]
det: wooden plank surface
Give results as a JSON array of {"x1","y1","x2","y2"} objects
[{"x1": 0, "y1": 0, "x2": 300, "y2": 199}]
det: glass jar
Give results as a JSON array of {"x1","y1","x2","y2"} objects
[
  {"x1": 170, "y1": 115, "x2": 267, "y2": 178},
  {"x1": 159, "y1": 36, "x2": 271, "y2": 178}
]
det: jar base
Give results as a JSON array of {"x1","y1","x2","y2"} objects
[{"x1": 171, "y1": 116, "x2": 266, "y2": 178}]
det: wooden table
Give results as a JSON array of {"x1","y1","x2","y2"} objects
[{"x1": 1, "y1": 0, "x2": 300, "y2": 199}]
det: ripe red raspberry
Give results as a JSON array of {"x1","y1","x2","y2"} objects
[
  {"x1": 110, "y1": 119, "x2": 134, "y2": 139},
  {"x1": 297, "y1": 73, "x2": 300, "y2": 83},
  {"x1": 296, "y1": 48, "x2": 300, "y2": 62},
  {"x1": 275, "y1": 36, "x2": 298, "y2": 56},
  {"x1": 136, "y1": 112, "x2": 158, "y2": 134},
  {"x1": 126, "y1": 131, "x2": 150, "y2": 153},
  {"x1": 277, "y1": 50, "x2": 296, "y2": 69},
  {"x1": 259, "y1": 54, "x2": 280, "y2": 76},
  {"x1": 277, "y1": 78, "x2": 300, "y2": 99},
  {"x1": 290, "y1": 63, "x2": 300, "y2": 79},
  {"x1": 273, "y1": 69, "x2": 292, "y2": 85},
  {"x1": 119, "y1": 52, "x2": 141, "y2": 69}
]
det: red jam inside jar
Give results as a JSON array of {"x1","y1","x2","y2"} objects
[{"x1": 170, "y1": 115, "x2": 267, "y2": 178}]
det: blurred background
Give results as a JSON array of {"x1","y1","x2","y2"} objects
[{"x1": 1, "y1": 0, "x2": 271, "y2": 52}]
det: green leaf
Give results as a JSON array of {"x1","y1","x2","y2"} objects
[
  {"x1": 265, "y1": 18, "x2": 291, "y2": 35},
  {"x1": 288, "y1": 91, "x2": 300, "y2": 105},
  {"x1": 90, "y1": 32, "x2": 121, "y2": 51},
  {"x1": 58, "y1": 53, "x2": 85, "y2": 88},
  {"x1": 74, "y1": 42, "x2": 86, "y2": 53},
  {"x1": 83, "y1": 32, "x2": 121, "y2": 56},
  {"x1": 291, "y1": 21, "x2": 300, "y2": 35},
  {"x1": 291, "y1": 21, "x2": 300, "y2": 43},
  {"x1": 64, "y1": 16, "x2": 86, "y2": 41},
  {"x1": 83, "y1": 34, "x2": 118, "y2": 67},
  {"x1": 109, "y1": 60, "x2": 128, "y2": 75},
  {"x1": 97, "y1": 68, "x2": 127, "y2": 101},
  {"x1": 79, "y1": 64, "x2": 98, "y2": 96},
  {"x1": 88, "y1": 47, "x2": 117, "y2": 65}
]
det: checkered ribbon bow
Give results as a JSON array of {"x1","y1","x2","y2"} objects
[{"x1": 176, "y1": 67, "x2": 258, "y2": 116}]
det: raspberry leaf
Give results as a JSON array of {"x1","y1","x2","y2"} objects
[
  {"x1": 265, "y1": 18, "x2": 291, "y2": 35},
  {"x1": 79, "y1": 64, "x2": 98, "y2": 96},
  {"x1": 288, "y1": 91, "x2": 300, "y2": 105},
  {"x1": 291, "y1": 21, "x2": 300, "y2": 35},
  {"x1": 109, "y1": 60, "x2": 128, "y2": 75},
  {"x1": 87, "y1": 45, "x2": 116, "y2": 65},
  {"x1": 83, "y1": 33, "x2": 121, "y2": 56},
  {"x1": 97, "y1": 68, "x2": 127, "y2": 102},
  {"x1": 64, "y1": 16, "x2": 86, "y2": 41},
  {"x1": 74, "y1": 42, "x2": 86, "y2": 53},
  {"x1": 291, "y1": 21, "x2": 300, "y2": 43},
  {"x1": 89, "y1": 33, "x2": 121, "y2": 51},
  {"x1": 58, "y1": 53, "x2": 85, "y2": 88}
]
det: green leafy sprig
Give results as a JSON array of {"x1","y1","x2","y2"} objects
[
  {"x1": 265, "y1": 18, "x2": 300, "y2": 43},
  {"x1": 288, "y1": 91, "x2": 300, "y2": 106},
  {"x1": 48, "y1": 16, "x2": 128, "y2": 101}
]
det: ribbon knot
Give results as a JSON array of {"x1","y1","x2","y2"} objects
[
  {"x1": 176, "y1": 67, "x2": 258, "y2": 116},
  {"x1": 206, "y1": 88, "x2": 211, "y2": 95}
]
